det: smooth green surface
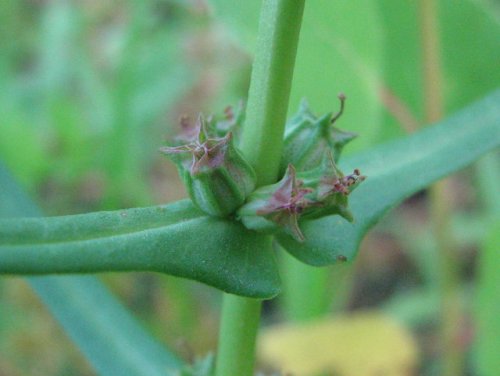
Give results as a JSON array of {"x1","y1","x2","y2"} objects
[
  {"x1": 378, "y1": 0, "x2": 500, "y2": 131},
  {"x1": 0, "y1": 1, "x2": 193, "y2": 208},
  {"x1": 280, "y1": 251, "x2": 331, "y2": 321},
  {"x1": 239, "y1": 0, "x2": 305, "y2": 185},
  {"x1": 215, "y1": 1, "x2": 305, "y2": 375},
  {"x1": 277, "y1": 90, "x2": 500, "y2": 265},
  {"x1": 211, "y1": 0, "x2": 385, "y2": 153},
  {"x1": 210, "y1": 0, "x2": 383, "y2": 324},
  {"x1": 0, "y1": 199, "x2": 279, "y2": 298},
  {"x1": 215, "y1": 295, "x2": 262, "y2": 376},
  {"x1": 0, "y1": 162, "x2": 184, "y2": 375},
  {"x1": 475, "y1": 219, "x2": 500, "y2": 376}
]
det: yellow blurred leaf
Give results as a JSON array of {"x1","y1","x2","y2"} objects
[{"x1": 259, "y1": 311, "x2": 418, "y2": 376}]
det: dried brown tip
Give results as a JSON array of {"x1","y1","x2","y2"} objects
[
  {"x1": 224, "y1": 106, "x2": 234, "y2": 120},
  {"x1": 336, "y1": 255, "x2": 348, "y2": 262},
  {"x1": 331, "y1": 93, "x2": 346, "y2": 124}
]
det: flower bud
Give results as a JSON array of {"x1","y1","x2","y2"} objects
[
  {"x1": 170, "y1": 103, "x2": 245, "y2": 146},
  {"x1": 160, "y1": 115, "x2": 256, "y2": 217},
  {"x1": 237, "y1": 165, "x2": 313, "y2": 241},
  {"x1": 238, "y1": 153, "x2": 366, "y2": 241},
  {"x1": 206, "y1": 102, "x2": 245, "y2": 142},
  {"x1": 300, "y1": 152, "x2": 366, "y2": 222},
  {"x1": 281, "y1": 95, "x2": 356, "y2": 174}
]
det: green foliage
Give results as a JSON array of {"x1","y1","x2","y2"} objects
[
  {"x1": 211, "y1": 0, "x2": 385, "y2": 152},
  {"x1": 378, "y1": 0, "x2": 500, "y2": 129},
  {"x1": 2, "y1": 91, "x2": 498, "y2": 294},
  {"x1": 0, "y1": 1, "x2": 195, "y2": 209},
  {"x1": 0, "y1": 163, "x2": 184, "y2": 375},
  {"x1": 32, "y1": 276, "x2": 184, "y2": 376},
  {"x1": 0, "y1": 197, "x2": 279, "y2": 298},
  {"x1": 277, "y1": 90, "x2": 500, "y2": 265},
  {"x1": 1, "y1": 1, "x2": 499, "y2": 374}
]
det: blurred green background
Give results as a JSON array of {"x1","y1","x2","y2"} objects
[{"x1": 0, "y1": 0, "x2": 499, "y2": 375}]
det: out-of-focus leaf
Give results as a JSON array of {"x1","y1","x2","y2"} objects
[
  {"x1": 289, "y1": 0, "x2": 385, "y2": 152},
  {"x1": 31, "y1": 276, "x2": 183, "y2": 376},
  {"x1": 0, "y1": 199, "x2": 280, "y2": 299},
  {"x1": 475, "y1": 152, "x2": 500, "y2": 217},
  {"x1": 0, "y1": 117, "x2": 50, "y2": 189},
  {"x1": 210, "y1": 0, "x2": 387, "y2": 152},
  {"x1": 277, "y1": 90, "x2": 500, "y2": 265},
  {"x1": 377, "y1": 0, "x2": 500, "y2": 131},
  {"x1": 474, "y1": 219, "x2": 500, "y2": 376},
  {"x1": 259, "y1": 312, "x2": 418, "y2": 376},
  {"x1": 101, "y1": 2, "x2": 195, "y2": 207},
  {"x1": 0, "y1": 162, "x2": 184, "y2": 375},
  {"x1": 440, "y1": 0, "x2": 500, "y2": 111}
]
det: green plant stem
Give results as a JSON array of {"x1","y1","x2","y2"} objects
[
  {"x1": 281, "y1": 251, "x2": 351, "y2": 321},
  {"x1": 215, "y1": 1, "x2": 305, "y2": 375},
  {"x1": 215, "y1": 295, "x2": 262, "y2": 376},
  {"x1": 240, "y1": 0, "x2": 306, "y2": 186},
  {"x1": 420, "y1": 1, "x2": 463, "y2": 375}
]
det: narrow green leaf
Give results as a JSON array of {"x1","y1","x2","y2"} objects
[
  {"x1": 0, "y1": 162, "x2": 183, "y2": 375},
  {"x1": 30, "y1": 276, "x2": 184, "y2": 376},
  {"x1": 0, "y1": 199, "x2": 280, "y2": 299},
  {"x1": 277, "y1": 90, "x2": 500, "y2": 265}
]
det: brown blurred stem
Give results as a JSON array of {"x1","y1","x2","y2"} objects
[{"x1": 420, "y1": 1, "x2": 463, "y2": 375}]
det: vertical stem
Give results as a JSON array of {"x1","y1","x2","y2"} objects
[
  {"x1": 419, "y1": 1, "x2": 463, "y2": 375},
  {"x1": 215, "y1": 295, "x2": 262, "y2": 376},
  {"x1": 215, "y1": 1, "x2": 305, "y2": 375},
  {"x1": 281, "y1": 251, "x2": 352, "y2": 321},
  {"x1": 240, "y1": 0, "x2": 306, "y2": 186},
  {"x1": 281, "y1": 252, "x2": 330, "y2": 321}
]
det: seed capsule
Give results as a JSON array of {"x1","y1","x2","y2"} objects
[
  {"x1": 281, "y1": 95, "x2": 357, "y2": 174},
  {"x1": 237, "y1": 151, "x2": 366, "y2": 241},
  {"x1": 300, "y1": 152, "x2": 366, "y2": 222},
  {"x1": 206, "y1": 102, "x2": 245, "y2": 142},
  {"x1": 160, "y1": 115, "x2": 256, "y2": 217},
  {"x1": 237, "y1": 165, "x2": 313, "y2": 241}
]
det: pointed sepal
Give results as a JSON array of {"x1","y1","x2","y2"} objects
[{"x1": 281, "y1": 94, "x2": 357, "y2": 173}]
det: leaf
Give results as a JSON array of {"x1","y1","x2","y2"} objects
[
  {"x1": 259, "y1": 312, "x2": 418, "y2": 376},
  {"x1": 289, "y1": 0, "x2": 386, "y2": 153},
  {"x1": 474, "y1": 219, "x2": 500, "y2": 376},
  {"x1": 277, "y1": 90, "x2": 500, "y2": 265},
  {"x1": 0, "y1": 162, "x2": 184, "y2": 375},
  {"x1": 210, "y1": 0, "x2": 387, "y2": 152},
  {"x1": 0, "y1": 199, "x2": 280, "y2": 299},
  {"x1": 377, "y1": 0, "x2": 500, "y2": 131},
  {"x1": 30, "y1": 276, "x2": 184, "y2": 376}
]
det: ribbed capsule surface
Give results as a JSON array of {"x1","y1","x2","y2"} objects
[
  {"x1": 281, "y1": 96, "x2": 356, "y2": 174},
  {"x1": 238, "y1": 153, "x2": 365, "y2": 242},
  {"x1": 160, "y1": 115, "x2": 256, "y2": 217}
]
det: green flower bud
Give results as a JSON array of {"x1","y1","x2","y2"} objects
[
  {"x1": 171, "y1": 103, "x2": 245, "y2": 146},
  {"x1": 281, "y1": 94, "x2": 357, "y2": 174},
  {"x1": 300, "y1": 152, "x2": 366, "y2": 222},
  {"x1": 160, "y1": 115, "x2": 256, "y2": 217},
  {"x1": 237, "y1": 165, "x2": 314, "y2": 241},
  {"x1": 206, "y1": 102, "x2": 245, "y2": 142},
  {"x1": 238, "y1": 153, "x2": 365, "y2": 241}
]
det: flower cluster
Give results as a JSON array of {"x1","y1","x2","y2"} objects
[
  {"x1": 160, "y1": 97, "x2": 365, "y2": 241},
  {"x1": 238, "y1": 153, "x2": 365, "y2": 241},
  {"x1": 160, "y1": 114, "x2": 255, "y2": 217}
]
